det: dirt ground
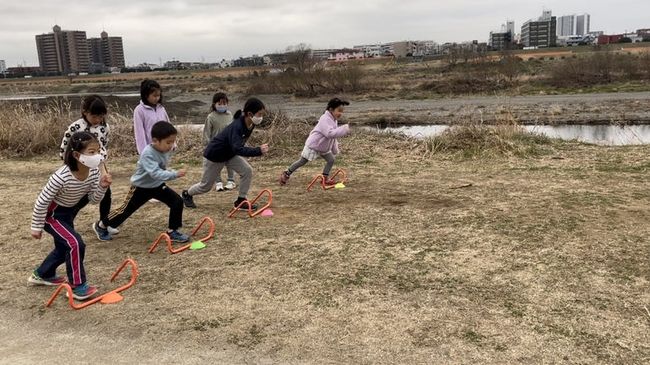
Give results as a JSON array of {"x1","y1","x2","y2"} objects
[{"x1": 0, "y1": 132, "x2": 648, "y2": 364}]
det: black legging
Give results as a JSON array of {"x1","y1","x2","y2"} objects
[{"x1": 73, "y1": 187, "x2": 112, "y2": 226}]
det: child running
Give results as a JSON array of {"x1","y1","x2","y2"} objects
[
  {"x1": 133, "y1": 79, "x2": 171, "y2": 155},
  {"x1": 203, "y1": 92, "x2": 236, "y2": 191},
  {"x1": 30, "y1": 131, "x2": 111, "y2": 300},
  {"x1": 93, "y1": 121, "x2": 190, "y2": 242},
  {"x1": 279, "y1": 97, "x2": 351, "y2": 185},
  {"x1": 182, "y1": 97, "x2": 269, "y2": 210},
  {"x1": 59, "y1": 94, "x2": 119, "y2": 237}
]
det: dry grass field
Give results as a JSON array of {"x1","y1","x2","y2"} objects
[{"x1": 0, "y1": 127, "x2": 649, "y2": 363}]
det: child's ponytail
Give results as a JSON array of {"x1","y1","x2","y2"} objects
[
  {"x1": 233, "y1": 97, "x2": 265, "y2": 120},
  {"x1": 81, "y1": 94, "x2": 107, "y2": 122}
]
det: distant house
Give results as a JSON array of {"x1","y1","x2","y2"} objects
[
  {"x1": 597, "y1": 34, "x2": 624, "y2": 44},
  {"x1": 310, "y1": 49, "x2": 365, "y2": 62},
  {"x1": 354, "y1": 44, "x2": 383, "y2": 58},
  {"x1": 331, "y1": 49, "x2": 365, "y2": 62},
  {"x1": 233, "y1": 56, "x2": 264, "y2": 67},
  {"x1": 6, "y1": 66, "x2": 41, "y2": 77},
  {"x1": 638, "y1": 28, "x2": 650, "y2": 40},
  {"x1": 217, "y1": 59, "x2": 233, "y2": 68}
]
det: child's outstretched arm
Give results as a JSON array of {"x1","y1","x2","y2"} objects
[
  {"x1": 229, "y1": 128, "x2": 263, "y2": 157},
  {"x1": 315, "y1": 114, "x2": 350, "y2": 139},
  {"x1": 322, "y1": 123, "x2": 350, "y2": 139},
  {"x1": 140, "y1": 153, "x2": 181, "y2": 181},
  {"x1": 88, "y1": 171, "x2": 110, "y2": 204}
]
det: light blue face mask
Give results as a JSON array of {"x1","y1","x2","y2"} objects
[{"x1": 215, "y1": 106, "x2": 228, "y2": 113}]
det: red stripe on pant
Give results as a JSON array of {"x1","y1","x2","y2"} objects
[{"x1": 45, "y1": 204, "x2": 82, "y2": 286}]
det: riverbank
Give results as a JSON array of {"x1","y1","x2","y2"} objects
[
  {"x1": 0, "y1": 133, "x2": 648, "y2": 363},
  {"x1": 2, "y1": 91, "x2": 649, "y2": 128}
]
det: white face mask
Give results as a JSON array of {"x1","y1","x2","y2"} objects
[
  {"x1": 251, "y1": 115, "x2": 263, "y2": 125},
  {"x1": 78, "y1": 153, "x2": 103, "y2": 169},
  {"x1": 215, "y1": 106, "x2": 228, "y2": 113}
]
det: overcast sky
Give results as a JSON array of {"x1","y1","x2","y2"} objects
[{"x1": 1, "y1": 0, "x2": 648, "y2": 67}]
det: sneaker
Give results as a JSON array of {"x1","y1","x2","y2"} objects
[
  {"x1": 28, "y1": 270, "x2": 66, "y2": 286},
  {"x1": 92, "y1": 221, "x2": 113, "y2": 241},
  {"x1": 279, "y1": 171, "x2": 290, "y2": 185},
  {"x1": 168, "y1": 230, "x2": 190, "y2": 243},
  {"x1": 225, "y1": 180, "x2": 236, "y2": 190},
  {"x1": 234, "y1": 198, "x2": 258, "y2": 211},
  {"x1": 67, "y1": 283, "x2": 98, "y2": 301},
  {"x1": 107, "y1": 226, "x2": 120, "y2": 235},
  {"x1": 215, "y1": 182, "x2": 225, "y2": 192},
  {"x1": 182, "y1": 190, "x2": 196, "y2": 208}
]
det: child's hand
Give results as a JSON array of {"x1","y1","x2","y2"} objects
[
  {"x1": 260, "y1": 144, "x2": 269, "y2": 154},
  {"x1": 31, "y1": 230, "x2": 42, "y2": 239},
  {"x1": 177, "y1": 169, "x2": 187, "y2": 178},
  {"x1": 100, "y1": 173, "x2": 112, "y2": 188}
]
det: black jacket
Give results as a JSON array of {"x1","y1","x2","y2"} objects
[{"x1": 203, "y1": 116, "x2": 262, "y2": 162}]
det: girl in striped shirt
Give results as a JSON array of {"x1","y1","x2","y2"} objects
[{"x1": 29, "y1": 132, "x2": 112, "y2": 300}]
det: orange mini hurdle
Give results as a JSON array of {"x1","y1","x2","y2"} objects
[
  {"x1": 149, "y1": 216, "x2": 215, "y2": 254},
  {"x1": 307, "y1": 169, "x2": 347, "y2": 192},
  {"x1": 45, "y1": 258, "x2": 138, "y2": 310},
  {"x1": 228, "y1": 189, "x2": 273, "y2": 218}
]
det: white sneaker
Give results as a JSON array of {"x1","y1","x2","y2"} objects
[
  {"x1": 215, "y1": 182, "x2": 224, "y2": 192},
  {"x1": 225, "y1": 180, "x2": 236, "y2": 190},
  {"x1": 107, "y1": 226, "x2": 120, "y2": 235}
]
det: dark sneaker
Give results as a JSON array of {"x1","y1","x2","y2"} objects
[
  {"x1": 67, "y1": 283, "x2": 99, "y2": 300},
  {"x1": 234, "y1": 198, "x2": 258, "y2": 211},
  {"x1": 279, "y1": 171, "x2": 290, "y2": 185},
  {"x1": 182, "y1": 190, "x2": 196, "y2": 208},
  {"x1": 28, "y1": 270, "x2": 66, "y2": 286},
  {"x1": 92, "y1": 221, "x2": 112, "y2": 241},
  {"x1": 168, "y1": 230, "x2": 190, "y2": 243}
]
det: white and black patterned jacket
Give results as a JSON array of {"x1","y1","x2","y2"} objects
[{"x1": 59, "y1": 118, "x2": 110, "y2": 160}]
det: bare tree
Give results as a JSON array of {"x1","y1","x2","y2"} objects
[
  {"x1": 498, "y1": 51, "x2": 521, "y2": 82},
  {"x1": 285, "y1": 43, "x2": 315, "y2": 73}
]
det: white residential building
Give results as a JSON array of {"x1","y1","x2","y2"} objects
[
  {"x1": 218, "y1": 59, "x2": 233, "y2": 68},
  {"x1": 0, "y1": 60, "x2": 6, "y2": 73},
  {"x1": 353, "y1": 44, "x2": 383, "y2": 58},
  {"x1": 330, "y1": 49, "x2": 365, "y2": 62},
  {"x1": 576, "y1": 14, "x2": 590, "y2": 36},
  {"x1": 557, "y1": 13, "x2": 590, "y2": 36}
]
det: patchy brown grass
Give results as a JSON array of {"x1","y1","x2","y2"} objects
[{"x1": 0, "y1": 128, "x2": 649, "y2": 363}]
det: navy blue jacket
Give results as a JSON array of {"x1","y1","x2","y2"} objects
[{"x1": 203, "y1": 116, "x2": 262, "y2": 162}]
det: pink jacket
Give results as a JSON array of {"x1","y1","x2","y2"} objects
[
  {"x1": 133, "y1": 101, "x2": 170, "y2": 154},
  {"x1": 305, "y1": 111, "x2": 350, "y2": 154}
]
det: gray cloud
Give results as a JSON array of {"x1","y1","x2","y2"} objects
[{"x1": 1, "y1": 0, "x2": 648, "y2": 67}]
